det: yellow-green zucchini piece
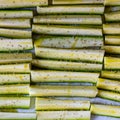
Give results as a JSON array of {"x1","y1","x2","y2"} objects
[
  {"x1": 0, "y1": 84, "x2": 29, "y2": 95},
  {"x1": 35, "y1": 47, "x2": 105, "y2": 63},
  {"x1": 33, "y1": 15, "x2": 102, "y2": 25},
  {"x1": 30, "y1": 85, "x2": 98, "y2": 97},
  {"x1": 0, "y1": 63, "x2": 30, "y2": 73},
  {"x1": 97, "y1": 78, "x2": 120, "y2": 92},
  {"x1": 37, "y1": 5, "x2": 104, "y2": 15},
  {"x1": 104, "y1": 56, "x2": 120, "y2": 70},
  {"x1": 97, "y1": 90, "x2": 120, "y2": 101},
  {"x1": 0, "y1": 74, "x2": 30, "y2": 84},
  {"x1": 32, "y1": 24, "x2": 102, "y2": 36},
  {"x1": 101, "y1": 70, "x2": 120, "y2": 79},
  {"x1": 0, "y1": 19, "x2": 31, "y2": 28},
  {"x1": 105, "y1": 35, "x2": 120, "y2": 45},
  {"x1": 103, "y1": 23, "x2": 120, "y2": 35},
  {"x1": 31, "y1": 70, "x2": 99, "y2": 83},
  {"x1": 0, "y1": 53, "x2": 32, "y2": 64},
  {"x1": 0, "y1": 28, "x2": 31, "y2": 38},
  {"x1": 0, "y1": 96, "x2": 30, "y2": 109},
  {"x1": 36, "y1": 97, "x2": 90, "y2": 111},
  {"x1": 0, "y1": 10, "x2": 33, "y2": 18},
  {"x1": 0, "y1": 0, "x2": 48, "y2": 8},
  {"x1": 0, "y1": 112, "x2": 36, "y2": 120},
  {"x1": 32, "y1": 59, "x2": 103, "y2": 72},
  {"x1": 0, "y1": 38, "x2": 33, "y2": 51},
  {"x1": 34, "y1": 36, "x2": 103, "y2": 48},
  {"x1": 91, "y1": 104, "x2": 120, "y2": 117},
  {"x1": 105, "y1": 0, "x2": 120, "y2": 6}
]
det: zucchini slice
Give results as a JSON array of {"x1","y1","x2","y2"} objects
[
  {"x1": 0, "y1": 63, "x2": 30, "y2": 73},
  {"x1": 0, "y1": 84, "x2": 29, "y2": 95},
  {"x1": 35, "y1": 47, "x2": 105, "y2": 63},
  {"x1": 0, "y1": 19, "x2": 31, "y2": 28},
  {"x1": 104, "y1": 56, "x2": 120, "y2": 70},
  {"x1": 37, "y1": 5, "x2": 104, "y2": 15},
  {"x1": 0, "y1": 38, "x2": 33, "y2": 51},
  {"x1": 30, "y1": 85, "x2": 98, "y2": 97},
  {"x1": 0, "y1": 53, "x2": 32, "y2": 64},
  {"x1": 105, "y1": 0, "x2": 120, "y2": 6},
  {"x1": 97, "y1": 90, "x2": 120, "y2": 102},
  {"x1": 32, "y1": 59, "x2": 103, "y2": 72},
  {"x1": 101, "y1": 70, "x2": 120, "y2": 79},
  {"x1": 0, "y1": 10, "x2": 33, "y2": 18},
  {"x1": 36, "y1": 97, "x2": 90, "y2": 110},
  {"x1": 0, "y1": 112, "x2": 36, "y2": 120},
  {"x1": 0, "y1": 28, "x2": 31, "y2": 38},
  {"x1": 34, "y1": 36, "x2": 103, "y2": 48},
  {"x1": 0, "y1": 0, "x2": 48, "y2": 8},
  {"x1": 0, "y1": 96, "x2": 30, "y2": 109},
  {"x1": 91, "y1": 104, "x2": 120, "y2": 117},
  {"x1": 97, "y1": 78, "x2": 120, "y2": 92},
  {"x1": 31, "y1": 70, "x2": 99, "y2": 83},
  {"x1": 0, "y1": 74, "x2": 30, "y2": 84},
  {"x1": 37, "y1": 111, "x2": 90, "y2": 120},
  {"x1": 32, "y1": 24, "x2": 102, "y2": 36},
  {"x1": 33, "y1": 15, "x2": 102, "y2": 25}
]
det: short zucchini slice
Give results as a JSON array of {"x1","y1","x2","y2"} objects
[{"x1": 105, "y1": 0, "x2": 120, "y2": 6}]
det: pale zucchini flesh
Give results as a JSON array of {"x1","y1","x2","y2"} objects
[
  {"x1": 37, "y1": 111, "x2": 90, "y2": 120},
  {"x1": 0, "y1": 53, "x2": 32, "y2": 64},
  {"x1": 0, "y1": 74, "x2": 30, "y2": 84},
  {"x1": 30, "y1": 85, "x2": 98, "y2": 97},
  {"x1": 35, "y1": 47, "x2": 105, "y2": 63},
  {"x1": 34, "y1": 36, "x2": 103, "y2": 48},
  {"x1": 91, "y1": 104, "x2": 120, "y2": 117},
  {"x1": 0, "y1": 96, "x2": 30, "y2": 109},
  {"x1": 31, "y1": 70, "x2": 99, "y2": 83},
  {"x1": 97, "y1": 78, "x2": 120, "y2": 92},
  {"x1": 0, "y1": 38, "x2": 33, "y2": 51},
  {"x1": 0, "y1": 112, "x2": 36, "y2": 120},
  {"x1": 105, "y1": 0, "x2": 120, "y2": 6},
  {"x1": 32, "y1": 59, "x2": 103, "y2": 72},
  {"x1": 37, "y1": 5, "x2": 104, "y2": 15},
  {"x1": 32, "y1": 24, "x2": 102, "y2": 36}
]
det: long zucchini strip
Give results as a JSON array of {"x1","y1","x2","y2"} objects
[
  {"x1": 101, "y1": 70, "x2": 120, "y2": 79},
  {"x1": 0, "y1": 63, "x2": 30, "y2": 73},
  {"x1": 0, "y1": 84, "x2": 29, "y2": 95},
  {"x1": 97, "y1": 78, "x2": 120, "y2": 92},
  {"x1": 0, "y1": 38, "x2": 33, "y2": 51},
  {"x1": 32, "y1": 24, "x2": 102, "y2": 36},
  {"x1": 103, "y1": 45, "x2": 120, "y2": 54},
  {"x1": 37, "y1": 111, "x2": 90, "y2": 120},
  {"x1": 33, "y1": 15, "x2": 102, "y2": 25},
  {"x1": 97, "y1": 90, "x2": 120, "y2": 102},
  {"x1": 0, "y1": 19, "x2": 31, "y2": 28},
  {"x1": 105, "y1": 35, "x2": 120, "y2": 45},
  {"x1": 91, "y1": 104, "x2": 120, "y2": 117},
  {"x1": 0, "y1": 112, "x2": 36, "y2": 120},
  {"x1": 35, "y1": 47, "x2": 105, "y2": 63},
  {"x1": 32, "y1": 59, "x2": 103, "y2": 72},
  {"x1": 36, "y1": 97, "x2": 90, "y2": 110},
  {"x1": 37, "y1": 5, "x2": 104, "y2": 15},
  {"x1": 0, "y1": 74, "x2": 30, "y2": 84},
  {"x1": 105, "y1": 11, "x2": 120, "y2": 22},
  {"x1": 0, "y1": 28, "x2": 31, "y2": 38},
  {"x1": 0, "y1": 96, "x2": 30, "y2": 109},
  {"x1": 0, "y1": 10, "x2": 33, "y2": 18},
  {"x1": 30, "y1": 85, "x2": 98, "y2": 97},
  {"x1": 105, "y1": 0, "x2": 120, "y2": 6},
  {"x1": 53, "y1": 0, "x2": 104, "y2": 5},
  {"x1": 0, "y1": 53, "x2": 32, "y2": 64},
  {"x1": 103, "y1": 23, "x2": 120, "y2": 35},
  {"x1": 31, "y1": 70, "x2": 99, "y2": 83},
  {"x1": 34, "y1": 36, "x2": 103, "y2": 48},
  {"x1": 0, "y1": 0, "x2": 48, "y2": 9},
  {"x1": 104, "y1": 56, "x2": 120, "y2": 70}
]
